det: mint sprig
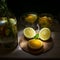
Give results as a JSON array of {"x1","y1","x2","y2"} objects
[{"x1": 34, "y1": 34, "x2": 39, "y2": 39}]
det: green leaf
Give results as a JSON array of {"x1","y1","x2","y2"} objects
[{"x1": 34, "y1": 34, "x2": 39, "y2": 39}]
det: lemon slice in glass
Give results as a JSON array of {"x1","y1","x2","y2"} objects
[
  {"x1": 28, "y1": 39, "x2": 43, "y2": 49},
  {"x1": 23, "y1": 27, "x2": 36, "y2": 38},
  {"x1": 25, "y1": 14, "x2": 37, "y2": 24},
  {"x1": 39, "y1": 28, "x2": 51, "y2": 41},
  {"x1": 9, "y1": 18, "x2": 17, "y2": 25}
]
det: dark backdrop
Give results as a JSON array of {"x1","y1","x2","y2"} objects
[{"x1": 7, "y1": 0, "x2": 60, "y2": 23}]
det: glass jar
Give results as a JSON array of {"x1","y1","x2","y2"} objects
[
  {"x1": 0, "y1": 17, "x2": 17, "y2": 54},
  {"x1": 0, "y1": 0, "x2": 17, "y2": 55}
]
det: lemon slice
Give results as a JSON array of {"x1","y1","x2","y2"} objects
[
  {"x1": 39, "y1": 28, "x2": 51, "y2": 41},
  {"x1": 9, "y1": 18, "x2": 17, "y2": 25},
  {"x1": 25, "y1": 14, "x2": 37, "y2": 24},
  {"x1": 28, "y1": 39, "x2": 43, "y2": 49},
  {"x1": 23, "y1": 27, "x2": 36, "y2": 38}
]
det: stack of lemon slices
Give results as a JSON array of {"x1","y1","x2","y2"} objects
[{"x1": 23, "y1": 27, "x2": 51, "y2": 50}]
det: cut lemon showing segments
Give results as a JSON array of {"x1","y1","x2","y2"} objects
[
  {"x1": 39, "y1": 28, "x2": 51, "y2": 41},
  {"x1": 25, "y1": 14, "x2": 37, "y2": 24},
  {"x1": 23, "y1": 27, "x2": 36, "y2": 38},
  {"x1": 28, "y1": 39, "x2": 43, "y2": 49}
]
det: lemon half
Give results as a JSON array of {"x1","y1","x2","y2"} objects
[
  {"x1": 23, "y1": 27, "x2": 36, "y2": 38},
  {"x1": 28, "y1": 39, "x2": 43, "y2": 49},
  {"x1": 39, "y1": 28, "x2": 51, "y2": 41},
  {"x1": 25, "y1": 14, "x2": 37, "y2": 24}
]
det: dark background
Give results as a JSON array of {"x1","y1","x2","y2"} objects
[
  {"x1": 6, "y1": 0, "x2": 60, "y2": 23},
  {"x1": 0, "y1": 0, "x2": 60, "y2": 59}
]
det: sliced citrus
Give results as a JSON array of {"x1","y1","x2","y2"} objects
[
  {"x1": 39, "y1": 28, "x2": 51, "y2": 41},
  {"x1": 28, "y1": 39, "x2": 43, "y2": 49},
  {"x1": 23, "y1": 27, "x2": 36, "y2": 38},
  {"x1": 9, "y1": 18, "x2": 17, "y2": 25},
  {"x1": 25, "y1": 14, "x2": 37, "y2": 24}
]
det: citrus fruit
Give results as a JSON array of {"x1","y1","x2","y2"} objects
[
  {"x1": 28, "y1": 39, "x2": 43, "y2": 49},
  {"x1": 25, "y1": 14, "x2": 37, "y2": 24},
  {"x1": 9, "y1": 18, "x2": 17, "y2": 25},
  {"x1": 38, "y1": 16, "x2": 53, "y2": 28},
  {"x1": 39, "y1": 28, "x2": 51, "y2": 41},
  {"x1": 23, "y1": 27, "x2": 36, "y2": 38}
]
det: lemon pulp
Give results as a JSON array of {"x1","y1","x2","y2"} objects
[
  {"x1": 39, "y1": 28, "x2": 51, "y2": 41},
  {"x1": 25, "y1": 14, "x2": 37, "y2": 24},
  {"x1": 23, "y1": 27, "x2": 36, "y2": 38}
]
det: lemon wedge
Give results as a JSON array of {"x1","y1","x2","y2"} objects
[
  {"x1": 23, "y1": 27, "x2": 36, "y2": 38},
  {"x1": 28, "y1": 39, "x2": 43, "y2": 49},
  {"x1": 39, "y1": 28, "x2": 51, "y2": 41}
]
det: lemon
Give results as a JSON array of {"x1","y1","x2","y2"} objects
[
  {"x1": 38, "y1": 16, "x2": 53, "y2": 28},
  {"x1": 25, "y1": 14, "x2": 37, "y2": 24},
  {"x1": 23, "y1": 27, "x2": 36, "y2": 38},
  {"x1": 39, "y1": 28, "x2": 51, "y2": 41},
  {"x1": 28, "y1": 39, "x2": 43, "y2": 49},
  {"x1": 9, "y1": 18, "x2": 17, "y2": 25}
]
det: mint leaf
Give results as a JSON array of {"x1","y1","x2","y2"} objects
[{"x1": 34, "y1": 34, "x2": 39, "y2": 39}]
